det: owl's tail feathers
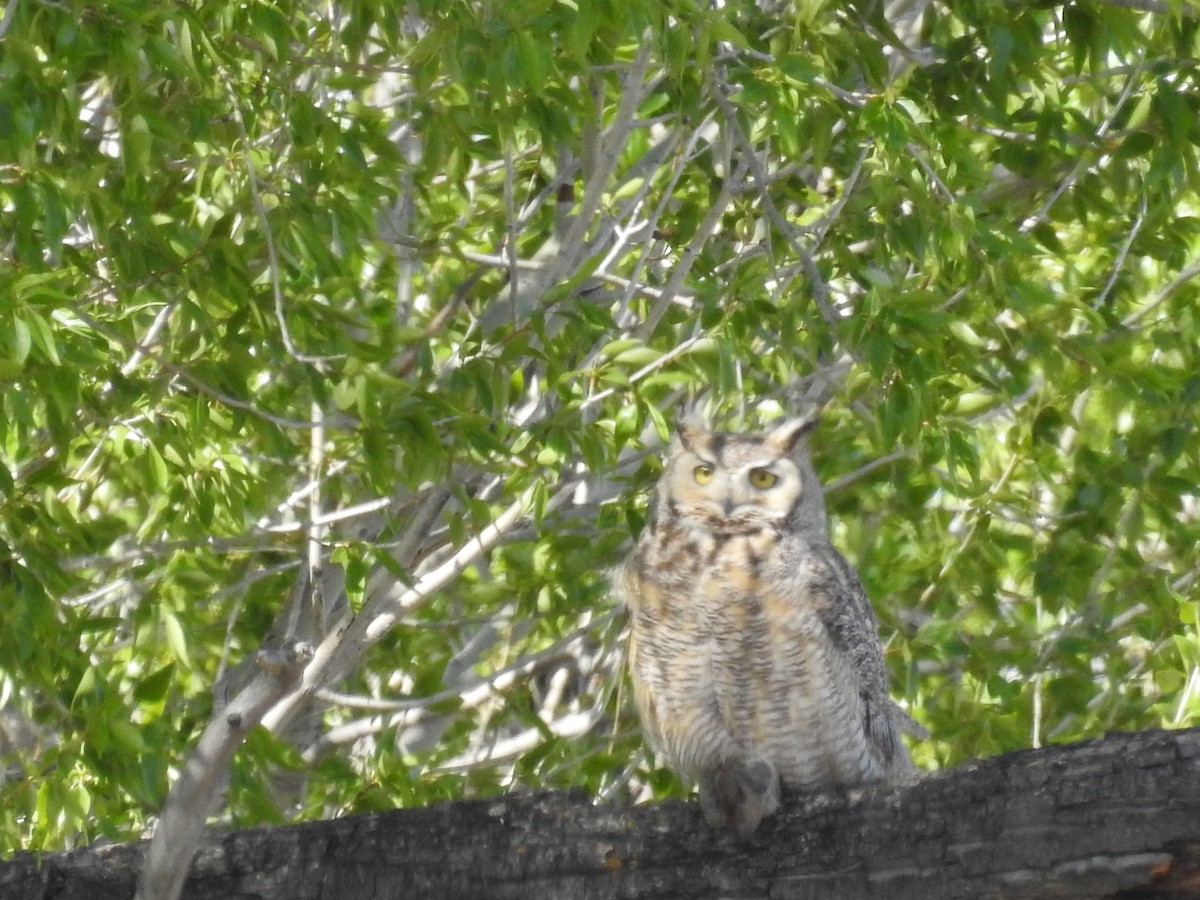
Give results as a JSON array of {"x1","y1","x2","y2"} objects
[
  {"x1": 889, "y1": 700, "x2": 929, "y2": 741},
  {"x1": 871, "y1": 700, "x2": 927, "y2": 778}
]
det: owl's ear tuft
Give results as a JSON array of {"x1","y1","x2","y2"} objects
[
  {"x1": 766, "y1": 414, "x2": 820, "y2": 454},
  {"x1": 675, "y1": 397, "x2": 713, "y2": 451}
]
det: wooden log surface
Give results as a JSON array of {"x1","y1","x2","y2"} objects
[{"x1": 4, "y1": 726, "x2": 1199, "y2": 900}]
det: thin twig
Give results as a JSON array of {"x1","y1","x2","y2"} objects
[
  {"x1": 1021, "y1": 62, "x2": 1144, "y2": 233},
  {"x1": 1120, "y1": 255, "x2": 1200, "y2": 329},
  {"x1": 0, "y1": 0, "x2": 18, "y2": 41},
  {"x1": 221, "y1": 80, "x2": 339, "y2": 366},
  {"x1": 559, "y1": 46, "x2": 655, "y2": 270},
  {"x1": 260, "y1": 481, "x2": 537, "y2": 735},
  {"x1": 907, "y1": 142, "x2": 955, "y2": 202},
  {"x1": 458, "y1": 249, "x2": 688, "y2": 303},
  {"x1": 824, "y1": 448, "x2": 908, "y2": 494},
  {"x1": 306, "y1": 401, "x2": 327, "y2": 630},
  {"x1": 917, "y1": 450, "x2": 1022, "y2": 607},
  {"x1": 433, "y1": 707, "x2": 605, "y2": 772},
  {"x1": 707, "y1": 68, "x2": 838, "y2": 333},
  {"x1": 305, "y1": 609, "x2": 619, "y2": 761},
  {"x1": 1094, "y1": 191, "x2": 1147, "y2": 309},
  {"x1": 611, "y1": 115, "x2": 712, "y2": 327},
  {"x1": 636, "y1": 163, "x2": 743, "y2": 340},
  {"x1": 811, "y1": 144, "x2": 871, "y2": 245},
  {"x1": 503, "y1": 138, "x2": 520, "y2": 318},
  {"x1": 73, "y1": 311, "x2": 352, "y2": 430},
  {"x1": 580, "y1": 333, "x2": 710, "y2": 413}
]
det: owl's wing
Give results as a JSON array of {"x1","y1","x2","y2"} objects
[{"x1": 800, "y1": 541, "x2": 916, "y2": 772}]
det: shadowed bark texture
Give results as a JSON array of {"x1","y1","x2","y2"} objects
[{"x1": 4, "y1": 727, "x2": 1199, "y2": 900}]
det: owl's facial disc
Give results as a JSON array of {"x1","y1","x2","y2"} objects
[{"x1": 676, "y1": 458, "x2": 796, "y2": 531}]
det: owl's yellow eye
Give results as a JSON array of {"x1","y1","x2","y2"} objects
[
  {"x1": 693, "y1": 464, "x2": 715, "y2": 485},
  {"x1": 748, "y1": 468, "x2": 778, "y2": 489}
]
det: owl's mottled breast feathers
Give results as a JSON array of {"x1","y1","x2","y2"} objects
[{"x1": 617, "y1": 412, "x2": 919, "y2": 837}]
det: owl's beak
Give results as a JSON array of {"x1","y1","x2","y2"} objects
[{"x1": 721, "y1": 496, "x2": 737, "y2": 517}]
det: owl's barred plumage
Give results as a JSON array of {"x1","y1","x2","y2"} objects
[{"x1": 616, "y1": 412, "x2": 918, "y2": 838}]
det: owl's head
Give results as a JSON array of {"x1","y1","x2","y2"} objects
[{"x1": 656, "y1": 412, "x2": 826, "y2": 534}]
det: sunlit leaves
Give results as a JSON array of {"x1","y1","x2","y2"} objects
[{"x1": 2, "y1": 0, "x2": 1200, "y2": 857}]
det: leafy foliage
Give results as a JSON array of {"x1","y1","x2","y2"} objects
[{"x1": 1, "y1": 0, "x2": 1198, "y2": 853}]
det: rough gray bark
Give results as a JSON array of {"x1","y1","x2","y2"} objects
[{"x1": 5, "y1": 727, "x2": 1200, "y2": 900}]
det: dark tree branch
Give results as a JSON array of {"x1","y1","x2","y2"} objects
[{"x1": 4, "y1": 727, "x2": 1199, "y2": 900}]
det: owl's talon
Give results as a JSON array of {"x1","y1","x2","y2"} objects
[{"x1": 699, "y1": 756, "x2": 781, "y2": 839}]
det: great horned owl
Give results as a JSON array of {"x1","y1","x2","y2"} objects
[{"x1": 615, "y1": 411, "x2": 919, "y2": 838}]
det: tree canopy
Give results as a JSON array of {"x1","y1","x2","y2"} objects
[{"x1": 2, "y1": 0, "x2": 1199, "y2": 856}]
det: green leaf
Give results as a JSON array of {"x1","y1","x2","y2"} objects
[
  {"x1": 134, "y1": 664, "x2": 176, "y2": 705},
  {"x1": 24, "y1": 310, "x2": 61, "y2": 365},
  {"x1": 3, "y1": 0, "x2": 1198, "y2": 852},
  {"x1": 161, "y1": 611, "x2": 191, "y2": 668},
  {"x1": 124, "y1": 114, "x2": 153, "y2": 180},
  {"x1": 709, "y1": 16, "x2": 748, "y2": 49},
  {"x1": 9, "y1": 315, "x2": 32, "y2": 365}
]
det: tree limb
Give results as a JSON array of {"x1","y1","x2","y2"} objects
[
  {"x1": 7, "y1": 727, "x2": 1199, "y2": 900},
  {"x1": 135, "y1": 641, "x2": 313, "y2": 900}
]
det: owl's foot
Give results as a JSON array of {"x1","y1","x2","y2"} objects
[{"x1": 699, "y1": 756, "x2": 781, "y2": 840}]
